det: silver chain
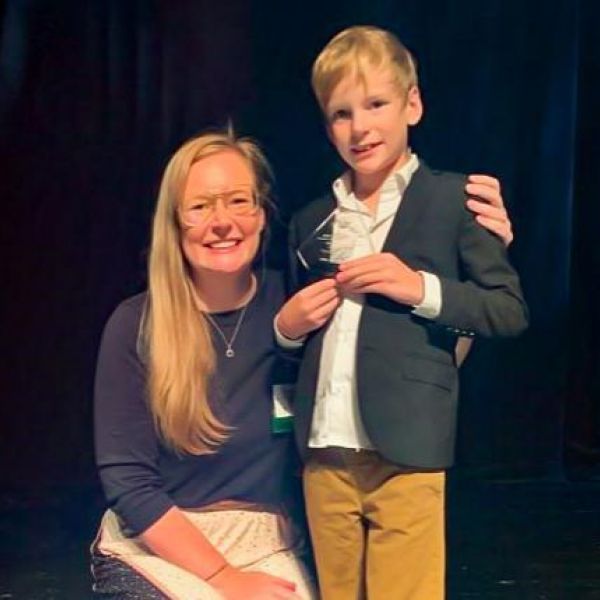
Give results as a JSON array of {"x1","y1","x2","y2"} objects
[{"x1": 204, "y1": 302, "x2": 249, "y2": 358}]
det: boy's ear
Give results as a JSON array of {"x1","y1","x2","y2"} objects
[{"x1": 405, "y1": 86, "x2": 423, "y2": 126}]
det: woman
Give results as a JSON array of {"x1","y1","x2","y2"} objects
[
  {"x1": 92, "y1": 132, "x2": 314, "y2": 600},
  {"x1": 91, "y1": 130, "x2": 513, "y2": 599}
]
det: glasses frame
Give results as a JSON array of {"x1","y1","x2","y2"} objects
[{"x1": 178, "y1": 189, "x2": 261, "y2": 228}]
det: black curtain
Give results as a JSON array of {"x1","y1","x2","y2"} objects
[
  {"x1": 1, "y1": 0, "x2": 597, "y2": 490},
  {"x1": 565, "y1": 0, "x2": 600, "y2": 478}
]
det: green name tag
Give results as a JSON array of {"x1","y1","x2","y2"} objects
[{"x1": 272, "y1": 384, "x2": 294, "y2": 434}]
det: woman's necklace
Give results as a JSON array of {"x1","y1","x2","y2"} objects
[
  {"x1": 204, "y1": 303, "x2": 249, "y2": 358},
  {"x1": 200, "y1": 275, "x2": 256, "y2": 359}
]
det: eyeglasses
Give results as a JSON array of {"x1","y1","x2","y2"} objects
[{"x1": 179, "y1": 189, "x2": 260, "y2": 227}]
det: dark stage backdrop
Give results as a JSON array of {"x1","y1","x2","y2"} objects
[{"x1": 1, "y1": 0, "x2": 598, "y2": 491}]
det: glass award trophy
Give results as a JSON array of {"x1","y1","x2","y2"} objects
[{"x1": 296, "y1": 207, "x2": 374, "y2": 280}]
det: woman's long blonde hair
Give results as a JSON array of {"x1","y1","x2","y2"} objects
[{"x1": 144, "y1": 130, "x2": 273, "y2": 454}]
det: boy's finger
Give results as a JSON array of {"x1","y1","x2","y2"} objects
[
  {"x1": 338, "y1": 270, "x2": 384, "y2": 289},
  {"x1": 336, "y1": 265, "x2": 379, "y2": 283},
  {"x1": 300, "y1": 281, "x2": 339, "y2": 301},
  {"x1": 313, "y1": 297, "x2": 341, "y2": 321},
  {"x1": 338, "y1": 254, "x2": 384, "y2": 271},
  {"x1": 304, "y1": 277, "x2": 339, "y2": 292},
  {"x1": 308, "y1": 289, "x2": 340, "y2": 309}
]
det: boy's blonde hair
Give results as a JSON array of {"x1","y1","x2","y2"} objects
[
  {"x1": 311, "y1": 26, "x2": 418, "y2": 111},
  {"x1": 145, "y1": 129, "x2": 273, "y2": 454}
]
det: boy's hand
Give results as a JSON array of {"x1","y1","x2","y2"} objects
[
  {"x1": 336, "y1": 253, "x2": 424, "y2": 306},
  {"x1": 276, "y1": 278, "x2": 341, "y2": 340},
  {"x1": 465, "y1": 174, "x2": 513, "y2": 246}
]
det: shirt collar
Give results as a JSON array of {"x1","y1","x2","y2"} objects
[{"x1": 332, "y1": 152, "x2": 420, "y2": 208}]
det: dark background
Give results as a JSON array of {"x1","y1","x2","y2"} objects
[{"x1": 1, "y1": 0, "x2": 599, "y2": 580}]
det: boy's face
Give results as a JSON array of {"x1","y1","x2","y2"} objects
[{"x1": 324, "y1": 67, "x2": 422, "y2": 190}]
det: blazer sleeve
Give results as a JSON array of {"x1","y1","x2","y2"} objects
[{"x1": 435, "y1": 207, "x2": 529, "y2": 338}]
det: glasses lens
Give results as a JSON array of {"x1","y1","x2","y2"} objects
[
  {"x1": 181, "y1": 204, "x2": 209, "y2": 226},
  {"x1": 226, "y1": 193, "x2": 257, "y2": 215},
  {"x1": 180, "y1": 191, "x2": 258, "y2": 226}
]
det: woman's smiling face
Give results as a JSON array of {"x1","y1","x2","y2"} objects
[{"x1": 179, "y1": 150, "x2": 265, "y2": 278}]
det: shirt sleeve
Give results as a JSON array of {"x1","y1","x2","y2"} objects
[
  {"x1": 94, "y1": 299, "x2": 174, "y2": 536},
  {"x1": 273, "y1": 314, "x2": 306, "y2": 349},
  {"x1": 412, "y1": 271, "x2": 442, "y2": 319}
]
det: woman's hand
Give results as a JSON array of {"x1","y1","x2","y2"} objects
[
  {"x1": 276, "y1": 278, "x2": 341, "y2": 340},
  {"x1": 460, "y1": 174, "x2": 513, "y2": 366},
  {"x1": 211, "y1": 565, "x2": 301, "y2": 599},
  {"x1": 465, "y1": 174, "x2": 513, "y2": 246}
]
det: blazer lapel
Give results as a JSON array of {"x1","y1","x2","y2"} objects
[
  {"x1": 302, "y1": 196, "x2": 337, "y2": 237},
  {"x1": 381, "y1": 163, "x2": 433, "y2": 253}
]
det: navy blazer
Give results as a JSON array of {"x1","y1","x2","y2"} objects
[{"x1": 287, "y1": 163, "x2": 528, "y2": 469}]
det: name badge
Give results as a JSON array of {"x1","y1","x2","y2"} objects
[{"x1": 272, "y1": 384, "x2": 294, "y2": 434}]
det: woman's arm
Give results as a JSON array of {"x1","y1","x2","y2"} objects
[
  {"x1": 141, "y1": 507, "x2": 227, "y2": 579},
  {"x1": 141, "y1": 508, "x2": 299, "y2": 599},
  {"x1": 94, "y1": 299, "x2": 299, "y2": 599},
  {"x1": 457, "y1": 175, "x2": 514, "y2": 366},
  {"x1": 465, "y1": 174, "x2": 513, "y2": 245}
]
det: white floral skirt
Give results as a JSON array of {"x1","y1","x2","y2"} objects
[{"x1": 94, "y1": 506, "x2": 317, "y2": 600}]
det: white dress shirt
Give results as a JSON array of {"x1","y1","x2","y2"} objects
[{"x1": 276, "y1": 154, "x2": 442, "y2": 450}]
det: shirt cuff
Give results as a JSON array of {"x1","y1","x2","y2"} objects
[
  {"x1": 412, "y1": 271, "x2": 442, "y2": 320},
  {"x1": 273, "y1": 315, "x2": 306, "y2": 349}
]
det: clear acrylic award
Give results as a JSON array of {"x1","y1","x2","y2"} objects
[{"x1": 295, "y1": 207, "x2": 373, "y2": 279}]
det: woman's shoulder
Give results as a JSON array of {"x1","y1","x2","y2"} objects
[
  {"x1": 100, "y1": 291, "x2": 148, "y2": 349},
  {"x1": 107, "y1": 291, "x2": 147, "y2": 324}
]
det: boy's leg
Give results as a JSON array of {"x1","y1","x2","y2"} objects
[
  {"x1": 362, "y1": 462, "x2": 446, "y2": 600},
  {"x1": 303, "y1": 449, "x2": 366, "y2": 600}
]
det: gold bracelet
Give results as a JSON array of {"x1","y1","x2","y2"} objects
[{"x1": 205, "y1": 562, "x2": 229, "y2": 582}]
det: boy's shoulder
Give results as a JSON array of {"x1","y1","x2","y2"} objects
[
  {"x1": 290, "y1": 193, "x2": 336, "y2": 232},
  {"x1": 291, "y1": 162, "x2": 467, "y2": 226},
  {"x1": 293, "y1": 193, "x2": 336, "y2": 220},
  {"x1": 408, "y1": 162, "x2": 469, "y2": 215},
  {"x1": 412, "y1": 161, "x2": 467, "y2": 192}
]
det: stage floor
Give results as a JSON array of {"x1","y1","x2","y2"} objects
[{"x1": 2, "y1": 477, "x2": 600, "y2": 599}]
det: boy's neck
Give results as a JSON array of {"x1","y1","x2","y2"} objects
[
  {"x1": 351, "y1": 150, "x2": 412, "y2": 213},
  {"x1": 352, "y1": 183, "x2": 381, "y2": 214}
]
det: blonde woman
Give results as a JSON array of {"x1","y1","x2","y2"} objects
[
  {"x1": 92, "y1": 131, "x2": 315, "y2": 600},
  {"x1": 91, "y1": 129, "x2": 513, "y2": 600}
]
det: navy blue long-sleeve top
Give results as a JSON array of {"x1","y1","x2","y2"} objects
[{"x1": 94, "y1": 271, "x2": 298, "y2": 536}]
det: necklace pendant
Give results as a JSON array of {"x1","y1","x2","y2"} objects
[{"x1": 225, "y1": 348, "x2": 235, "y2": 358}]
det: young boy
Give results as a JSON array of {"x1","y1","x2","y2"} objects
[{"x1": 275, "y1": 26, "x2": 528, "y2": 600}]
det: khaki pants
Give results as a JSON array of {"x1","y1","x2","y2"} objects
[{"x1": 303, "y1": 448, "x2": 445, "y2": 600}]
